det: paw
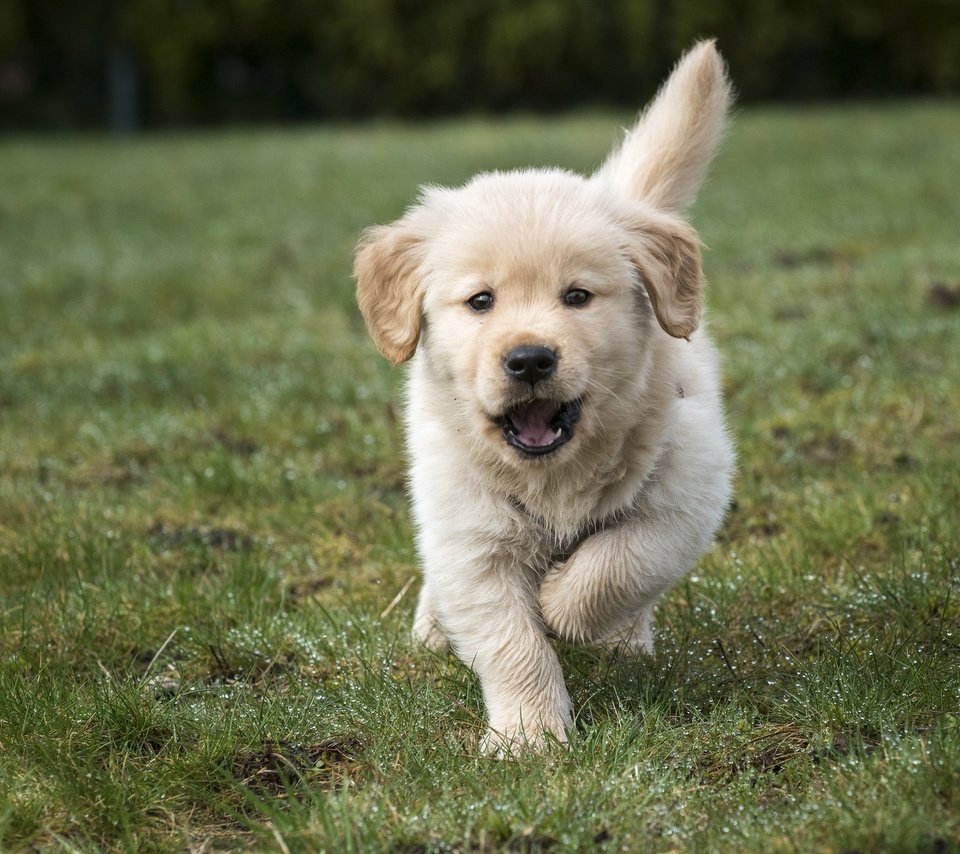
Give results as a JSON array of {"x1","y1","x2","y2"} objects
[
  {"x1": 540, "y1": 544, "x2": 656, "y2": 649},
  {"x1": 412, "y1": 608, "x2": 450, "y2": 652},
  {"x1": 479, "y1": 716, "x2": 569, "y2": 758},
  {"x1": 539, "y1": 560, "x2": 592, "y2": 642}
]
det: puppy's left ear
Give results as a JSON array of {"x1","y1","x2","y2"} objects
[
  {"x1": 354, "y1": 221, "x2": 427, "y2": 365},
  {"x1": 624, "y1": 209, "x2": 705, "y2": 340}
]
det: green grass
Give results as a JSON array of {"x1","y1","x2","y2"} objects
[{"x1": 1, "y1": 102, "x2": 958, "y2": 851}]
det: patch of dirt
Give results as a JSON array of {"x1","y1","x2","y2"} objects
[
  {"x1": 284, "y1": 575, "x2": 335, "y2": 608},
  {"x1": 212, "y1": 428, "x2": 260, "y2": 457},
  {"x1": 235, "y1": 737, "x2": 363, "y2": 795},
  {"x1": 695, "y1": 723, "x2": 886, "y2": 786},
  {"x1": 773, "y1": 246, "x2": 857, "y2": 269},
  {"x1": 142, "y1": 665, "x2": 182, "y2": 699},
  {"x1": 693, "y1": 724, "x2": 810, "y2": 784},
  {"x1": 799, "y1": 431, "x2": 855, "y2": 465},
  {"x1": 204, "y1": 643, "x2": 297, "y2": 686},
  {"x1": 927, "y1": 280, "x2": 960, "y2": 309},
  {"x1": 76, "y1": 464, "x2": 145, "y2": 487},
  {"x1": 772, "y1": 305, "x2": 809, "y2": 321},
  {"x1": 148, "y1": 521, "x2": 252, "y2": 553},
  {"x1": 504, "y1": 830, "x2": 560, "y2": 852},
  {"x1": 811, "y1": 728, "x2": 881, "y2": 764}
]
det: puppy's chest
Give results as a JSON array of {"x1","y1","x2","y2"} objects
[
  {"x1": 504, "y1": 494, "x2": 618, "y2": 571},
  {"x1": 504, "y1": 451, "x2": 654, "y2": 542}
]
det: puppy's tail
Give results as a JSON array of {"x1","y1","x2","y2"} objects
[{"x1": 593, "y1": 40, "x2": 734, "y2": 214}]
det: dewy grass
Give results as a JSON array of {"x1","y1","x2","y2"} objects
[{"x1": 1, "y1": 103, "x2": 959, "y2": 851}]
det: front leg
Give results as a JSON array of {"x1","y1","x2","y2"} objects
[
  {"x1": 539, "y1": 509, "x2": 714, "y2": 654},
  {"x1": 429, "y1": 546, "x2": 572, "y2": 754}
]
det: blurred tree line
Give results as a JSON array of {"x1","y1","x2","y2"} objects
[{"x1": 1, "y1": 0, "x2": 958, "y2": 130}]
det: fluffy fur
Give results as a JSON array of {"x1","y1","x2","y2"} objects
[{"x1": 354, "y1": 41, "x2": 735, "y2": 754}]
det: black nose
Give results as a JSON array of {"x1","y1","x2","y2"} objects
[{"x1": 503, "y1": 345, "x2": 557, "y2": 385}]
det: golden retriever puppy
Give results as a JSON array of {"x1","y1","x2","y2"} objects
[{"x1": 355, "y1": 41, "x2": 735, "y2": 754}]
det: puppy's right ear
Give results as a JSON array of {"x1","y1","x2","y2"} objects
[{"x1": 354, "y1": 222, "x2": 426, "y2": 365}]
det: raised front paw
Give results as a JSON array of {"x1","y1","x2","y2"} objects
[
  {"x1": 538, "y1": 555, "x2": 594, "y2": 643},
  {"x1": 539, "y1": 545, "x2": 655, "y2": 653}
]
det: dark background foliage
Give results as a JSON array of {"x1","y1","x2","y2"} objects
[{"x1": 1, "y1": 0, "x2": 958, "y2": 130}]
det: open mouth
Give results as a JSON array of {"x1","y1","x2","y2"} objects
[{"x1": 499, "y1": 398, "x2": 582, "y2": 457}]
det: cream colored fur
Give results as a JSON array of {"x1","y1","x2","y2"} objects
[{"x1": 354, "y1": 41, "x2": 735, "y2": 754}]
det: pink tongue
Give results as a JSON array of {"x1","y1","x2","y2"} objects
[{"x1": 510, "y1": 401, "x2": 561, "y2": 447}]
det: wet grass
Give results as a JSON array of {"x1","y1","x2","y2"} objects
[{"x1": 1, "y1": 103, "x2": 959, "y2": 851}]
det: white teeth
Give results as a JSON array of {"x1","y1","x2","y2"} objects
[{"x1": 553, "y1": 428, "x2": 562, "y2": 440}]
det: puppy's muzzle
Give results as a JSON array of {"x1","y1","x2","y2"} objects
[
  {"x1": 503, "y1": 345, "x2": 557, "y2": 387},
  {"x1": 499, "y1": 398, "x2": 581, "y2": 458}
]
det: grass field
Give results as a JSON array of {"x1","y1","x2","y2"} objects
[{"x1": 1, "y1": 102, "x2": 959, "y2": 851}]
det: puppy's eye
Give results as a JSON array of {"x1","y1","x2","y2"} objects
[
  {"x1": 467, "y1": 292, "x2": 494, "y2": 312},
  {"x1": 563, "y1": 288, "x2": 592, "y2": 307}
]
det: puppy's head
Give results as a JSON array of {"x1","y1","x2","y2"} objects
[
  {"x1": 356, "y1": 172, "x2": 703, "y2": 464},
  {"x1": 355, "y1": 41, "x2": 731, "y2": 468}
]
